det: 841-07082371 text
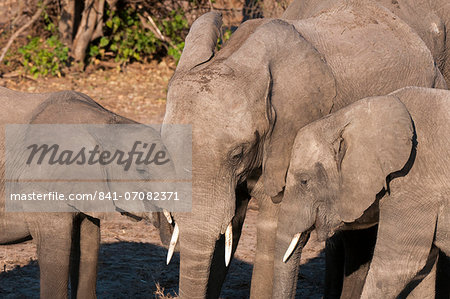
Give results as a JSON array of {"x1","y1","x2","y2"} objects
[{"x1": 9, "y1": 191, "x2": 180, "y2": 201}]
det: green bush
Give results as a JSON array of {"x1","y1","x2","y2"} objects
[
  {"x1": 161, "y1": 10, "x2": 189, "y2": 62},
  {"x1": 92, "y1": 8, "x2": 159, "y2": 63},
  {"x1": 89, "y1": 8, "x2": 189, "y2": 64},
  {"x1": 217, "y1": 28, "x2": 233, "y2": 50},
  {"x1": 18, "y1": 35, "x2": 69, "y2": 77},
  {"x1": 9, "y1": 3, "x2": 191, "y2": 77},
  {"x1": 15, "y1": 6, "x2": 69, "y2": 77}
]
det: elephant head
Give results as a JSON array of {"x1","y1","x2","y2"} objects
[
  {"x1": 5, "y1": 91, "x2": 176, "y2": 240},
  {"x1": 162, "y1": 11, "x2": 336, "y2": 298},
  {"x1": 273, "y1": 95, "x2": 415, "y2": 298}
]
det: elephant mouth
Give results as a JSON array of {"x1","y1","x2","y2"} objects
[{"x1": 164, "y1": 210, "x2": 234, "y2": 266}]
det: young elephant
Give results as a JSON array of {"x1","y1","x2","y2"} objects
[
  {"x1": 0, "y1": 87, "x2": 175, "y2": 298},
  {"x1": 278, "y1": 87, "x2": 450, "y2": 298}
]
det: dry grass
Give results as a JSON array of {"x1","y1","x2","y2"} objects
[{"x1": 154, "y1": 282, "x2": 178, "y2": 299}]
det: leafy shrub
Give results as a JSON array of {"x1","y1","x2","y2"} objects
[
  {"x1": 217, "y1": 28, "x2": 233, "y2": 50},
  {"x1": 18, "y1": 35, "x2": 69, "y2": 77},
  {"x1": 161, "y1": 10, "x2": 189, "y2": 62},
  {"x1": 90, "y1": 8, "x2": 158, "y2": 63},
  {"x1": 89, "y1": 7, "x2": 189, "y2": 64},
  {"x1": 8, "y1": 2, "x2": 193, "y2": 77},
  {"x1": 14, "y1": 6, "x2": 69, "y2": 77}
]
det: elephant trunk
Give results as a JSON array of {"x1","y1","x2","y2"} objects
[
  {"x1": 272, "y1": 187, "x2": 314, "y2": 298},
  {"x1": 272, "y1": 229, "x2": 308, "y2": 299},
  {"x1": 178, "y1": 224, "x2": 218, "y2": 299},
  {"x1": 161, "y1": 127, "x2": 238, "y2": 298},
  {"x1": 175, "y1": 177, "x2": 236, "y2": 299},
  {"x1": 177, "y1": 212, "x2": 235, "y2": 298}
]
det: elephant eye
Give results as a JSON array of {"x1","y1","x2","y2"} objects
[
  {"x1": 232, "y1": 152, "x2": 243, "y2": 161},
  {"x1": 297, "y1": 173, "x2": 311, "y2": 189},
  {"x1": 136, "y1": 167, "x2": 150, "y2": 177},
  {"x1": 229, "y1": 146, "x2": 245, "y2": 165}
]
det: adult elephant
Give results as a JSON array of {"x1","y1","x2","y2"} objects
[
  {"x1": 0, "y1": 87, "x2": 174, "y2": 298},
  {"x1": 283, "y1": 0, "x2": 450, "y2": 86},
  {"x1": 161, "y1": 0, "x2": 445, "y2": 297}
]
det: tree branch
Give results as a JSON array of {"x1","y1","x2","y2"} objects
[
  {"x1": 72, "y1": 0, "x2": 105, "y2": 62},
  {"x1": 137, "y1": 13, "x2": 181, "y2": 55},
  {"x1": 0, "y1": 0, "x2": 51, "y2": 64}
]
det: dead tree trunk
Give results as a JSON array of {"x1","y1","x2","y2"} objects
[
  {"x1": 71, "y1": 0, "x2": 105, "y2": 62},
  {"x1": 243, "y1": 0, "x2": 293, "y2": 20},
  {"x1": 58, "y1": 0, "x2": 76, "y2": 47},
  {"x1": 0, "y1": 0, "x2": 51, "y2": 63}
]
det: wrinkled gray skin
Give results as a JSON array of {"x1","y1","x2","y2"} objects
[
  {"x1": 278, "y1": 87, "x2": 450, "y2": 298},
  {"x1": 283, "y1": 0, "x2": 450, "y2": 86},
  {"x1": 0, "y1": 87, "x2": 173, "y2": 299},
  {"x1": 162, "y1": 0, "x2": 445, "y2": 297},
  {"x1": 279, "y1": 0, "x2": 450, "y2": 297}
]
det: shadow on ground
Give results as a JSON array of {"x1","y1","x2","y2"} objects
[{"x1": 0, "y1": 242, "x2": 324, "y2": 298}]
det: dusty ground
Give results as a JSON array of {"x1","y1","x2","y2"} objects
[{"x1": 0, "y1": 61, "x2": 325, "y2": 298}]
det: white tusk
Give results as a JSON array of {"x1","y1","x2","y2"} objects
[
  {"x1": 166, "y1": 223, "x2": 179, "y2": 265},
  {"x1": 225, "y1": 222, "x2": 233, "y2": 267},
  {"x1": 163, "y1": 209, "x2": 173, "y2": 224},
  {"x1": 283, "y1": 233, "x2": 301, "y2": 263}
]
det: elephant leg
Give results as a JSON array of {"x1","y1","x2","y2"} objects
[
  {"x1": 341, "y1": 263, "x2": 370, "y2": 299},
  {"x1": 29, "y1": 213, "x2": 73, "y2": 299},
  {"x1": 436, "y1": 251, "x2": 450, "y2": 298},
  {"x1": 324, "y1": 231, "x2": 345, "y2": 299},
  {"x1": 435, "y1": 203, "x2": 450, "y2": 298},
  {"x1": 361, "y1": 196, "x2": 437, "y2": 299},
  {"x1": 70, "y1": 215, "x2": 82, "y2": 298},
  {"x1": 250, "y1": 192, "x2": 281, "y2": 299},
  {"x1": 404, "y1": 245, "x2": 438, "y2": 299},
  {"x1": 340, "y1": 226, "x2": 377, "y2": 299},
  {"x1": 75, "y1": 215, "x2": 100, "y2": 299}
]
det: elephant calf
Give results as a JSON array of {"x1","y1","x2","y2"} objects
[
  {"x1": 0, "y1": 87, "x2": 174, "y2": 298},
  {"x1": 278, "y1": 87, "x2": 450, "y2": 298}
]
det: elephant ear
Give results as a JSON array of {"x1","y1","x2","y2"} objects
[
  {"x1": 255, "y1": 22, "x2": 335, "y2": 198},
  {"x1": 225, "y1": 19, "x2": 336, "y2": 198},
  {"x1": 215, "y1": 18, "x2": 269, "y2": 60},
  {"x1": 334, "y1": 96, "x2": 414, "y2": 222},
  {"x1": 222, "y1": 19, "x2": 336, "y2": 198},
  {"x1": 176, "y1": 12, "x2": 222, "y2": 74}
]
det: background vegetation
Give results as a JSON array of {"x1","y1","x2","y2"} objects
[{"x1": 0, "y1": 0, "x2": 292, "y2": 77}]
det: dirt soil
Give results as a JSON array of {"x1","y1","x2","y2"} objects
[{"x1": 0, "y1": 61, "x2": 325, "y2": 298}]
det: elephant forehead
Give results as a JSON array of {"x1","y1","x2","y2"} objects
[
  {"x1": 292, "y1": 136, "x2": 323, "y2": 167},
  {"x1": 170, "y1": 81, "x2": 258, "y2": 107},
  {"x1": 169, "y1": 63, "x2": 234, "y2": 90},
  {"x1": 169, "y1": 65, "x2": 264, "y2": 105},
  {"x1": 193, "y1": 116, "x2": 259, "y2": 146},
  {"x1": 167, "y1": 86, "x2": 264, "y2": 127}
]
